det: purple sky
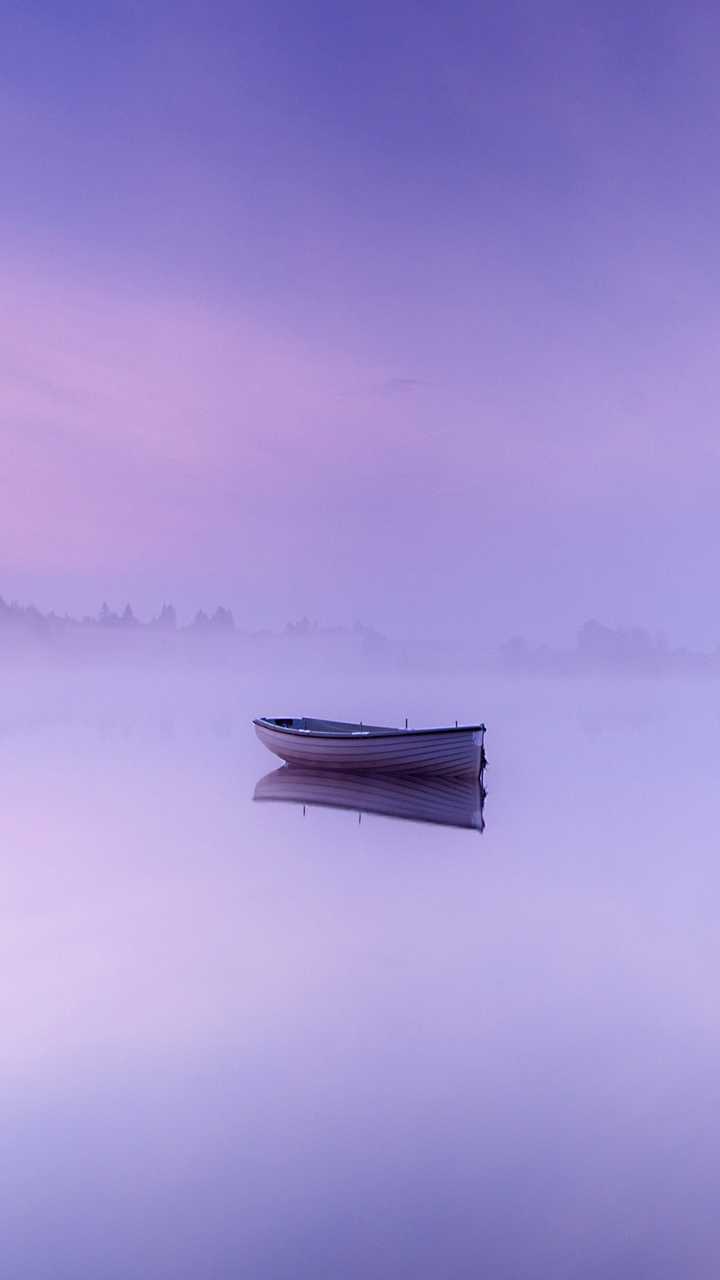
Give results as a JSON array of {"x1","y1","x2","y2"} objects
[{"x1": 3, "y1": 2, "x2": 720, "y2": 643}]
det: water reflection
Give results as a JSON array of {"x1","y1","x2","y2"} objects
[{"x1": 254, "y1": 765, "x2": 486, "y2": 831}]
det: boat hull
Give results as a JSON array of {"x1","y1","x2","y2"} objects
[{"x1": 253, "y1": 720, "x2": 485, "y2": 776}]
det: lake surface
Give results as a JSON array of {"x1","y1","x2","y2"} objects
[{"x1": 1, "y1": 664, "x2": 719, "y2": 1278}]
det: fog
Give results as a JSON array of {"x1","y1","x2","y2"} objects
[
  {"x1": 7, "y1": 4, "x2": 720, "y2": 651},
  {"x1": 2, "y1": 657, "x2": 719, "y2": 1278}
]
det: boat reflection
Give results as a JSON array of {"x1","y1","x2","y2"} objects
[{"x1": 254, "y1": 766, "x2": 486, "y2": 832}]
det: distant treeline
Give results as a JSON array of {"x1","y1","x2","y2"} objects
[
  {"x1": 0, "y1": 596, "x2": 390, "y2": 656},
  {"x1": 0, "y1": 597, "x2": 233, "y2": 635},
  {"x1": 500, "y1": 619, "x2": 719, "y2": 674}
]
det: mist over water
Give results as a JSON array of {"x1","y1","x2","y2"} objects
[{"x1": 2, "y1": 660, "x2": 719, "y2": 1278}]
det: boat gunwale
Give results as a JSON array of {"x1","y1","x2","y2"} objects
[{"x1": 253, "y1": 717, "x2": 486, "y2": 740}]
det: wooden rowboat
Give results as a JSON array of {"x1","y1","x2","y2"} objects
[
  {"x1": 254, "y1": 766, "x2": 486, "y2": 831},
  {"x1": 253, "y1": 717, "x2": 486, "y2": 777}
]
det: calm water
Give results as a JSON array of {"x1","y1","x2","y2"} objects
[{"x1": 1, "y1": 665, "x2": 719, "y2": 1278}]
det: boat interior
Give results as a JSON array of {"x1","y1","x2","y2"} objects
[{"x1": 263, "y1": 717, "x2": 397, "y2": 734}]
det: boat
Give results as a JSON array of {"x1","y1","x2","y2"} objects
[
  {"x1": 253, "y1": 717, "x2": 486, "y2": 777},
  {"x1": 254, "y1": 766, "x2": 486, "y2": 831}
]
